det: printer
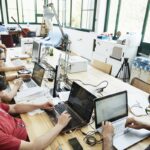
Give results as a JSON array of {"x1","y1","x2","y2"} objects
[{"x1": 60, "y1": 56, "x2": 88, "y2": 73}]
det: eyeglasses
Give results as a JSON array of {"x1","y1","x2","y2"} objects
[{"x1": 129, "y1": 101, "x2": 150, "y2": 117}]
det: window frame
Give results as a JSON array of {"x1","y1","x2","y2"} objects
[
  {"x1": 6, "y1": 0, "x2": 44, "y2": 24},
  {"x1": 0, "y1": 0, "x2": 4, "y2": 23},
  {"x1": 104, "y1": 0, "x2": 150, "y2": 55},
  {"x1": 50, "y1": 0, "x2": 97, "y2": 32}
]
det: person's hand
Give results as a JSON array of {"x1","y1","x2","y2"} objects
[
  {"x1": 16, "y1": 66, "x2": 26, "y2": 71},
  {"x1": 102, "y1": 121, "x2": 114, "y2": 140},
  {"x1": 57, "y1": 111, "x2": 71, "y2": 129},
  {"x1": 14, "y1": 78, "x2": 23, "y2": 89},
  {"x1": 40, "y1": 101, "x2": 54, "y2": 110},
  {"x1": 125, "y1": 117, "x2": 144, "y2": 129},
  {"x1": 19, "y1": 74, "x2": 31, "y2": 79},
  {"x1": 0, "y1": 44, "x2": 6, "y2": 50}
]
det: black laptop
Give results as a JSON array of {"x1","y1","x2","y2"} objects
[{"x1": 46, "y1": 82, "x2": 96, "y2": 133}]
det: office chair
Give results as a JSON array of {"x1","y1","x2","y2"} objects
[
  {"x1": 92, "y1": 59, "x2": 112, "y2": 75},
  {"x1": 1, "y1": 34, "x2": 14, "y2": 48},
  {"x1": 131, "y1": 77, "x2": 150, "y2": 94}
]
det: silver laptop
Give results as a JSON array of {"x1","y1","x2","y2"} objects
[
  {"x1": 94, "y1": 91, "x2": 150, "y2": 150},
  {"x1": 21, "y1": 63, "x2": 45, "y2": 90},
  {"x1": 32, "y1": 41, "x2": 41, "y2": 62}
]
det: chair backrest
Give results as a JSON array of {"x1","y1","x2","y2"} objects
[
  {"x1": 92, "y1": 59, "x2": 112, "y2": 75},
  {"x1": 1, "y1": 34, "x2": 14, "y2": 48},
  {"x1": 110, "y1": 46, "x2": 123, "y2": 61},
  {"x1": 131, "y1": 77, "x2": 150, "y2": 94}
]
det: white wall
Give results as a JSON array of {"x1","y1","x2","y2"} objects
[{"x1": 1, "y1": 0, "x2": 107, "y2": 60}]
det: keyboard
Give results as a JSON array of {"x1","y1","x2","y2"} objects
[
  {"x1": 114, "y1": 122, "x2": 128, "y2": 136},
  {"x1": 24, "y1": 80, "x2": 37, "y2": 88},
  {"x1": 55, "y1": 103, "x2": 82, "y2": 125},
  {"x1": 12, "y1": 59, "x2": 24, "y2": 66}
]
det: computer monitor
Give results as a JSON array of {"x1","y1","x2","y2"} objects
[
  {"x1": 32, "y1": 41, "x2": 41, "y2": 63},
  {"x1": 52, "y1": 55, "x2": 62, "y2": 97}
]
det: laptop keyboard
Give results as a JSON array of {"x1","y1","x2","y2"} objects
[
  {"x1": 24, "y1": 80, "x2": 37, "y2": 88},
  {"x1": 46, "y1": 103, "x2": 83, "y2": 132},
  {"x1": 114, "y1": 122, "x2": 128, "y2": 136}
]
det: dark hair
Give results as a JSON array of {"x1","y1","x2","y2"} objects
[{"x1": 0, "y1": 75, "x2": 7, "y2": 91}]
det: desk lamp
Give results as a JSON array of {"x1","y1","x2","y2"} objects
[{"x1": 43, "y1": 3, "x2": 71, "y2": 85}]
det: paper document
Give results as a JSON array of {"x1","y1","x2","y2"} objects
[{"x1": 58, "y1": 91, "x2": 70, "y2": 101}]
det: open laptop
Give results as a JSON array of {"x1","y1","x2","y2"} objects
[
  {"x1": 32, "y1": 41, "x2": 41, "y2": 62},
  {"x1": 46, "y1": 82, "x2": 96, "y2": 133},
  {"x1": 94, "y1": 91, "x2": 150, "y2": 150},
  {"x1": 21, "y1": 63, "x2": 45, "y2": 90}
]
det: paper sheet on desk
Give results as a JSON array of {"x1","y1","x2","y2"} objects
[
  {"x1": 128, "y1": 92, "x2": 149, "y2": 116},
  {"x1": 15, "y1": 87, "x2": 50, "y2": 103},
  {"x1": 10, "y1": 53, "x2": 30, "y2": 60},
  {"x1": 58, "y1": 91, "x2": 70, "y2": 101}
]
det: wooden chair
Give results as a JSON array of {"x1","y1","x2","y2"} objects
[
  {"x1": 92, "y1": 59, "x2": 112, "y2": 75},
  {"x1": 131, "y1": 77, "x2": 150, "y2": 93}
]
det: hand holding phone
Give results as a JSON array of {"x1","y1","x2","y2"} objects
[{"x1": 68, "y1": 137, "x2": 83, "y2": 150}]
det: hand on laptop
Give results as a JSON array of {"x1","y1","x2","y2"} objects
[
  {"x1": 125, "y1": 117, "x2": 150, "y2": 130},
  {"x1": 40, "y1": 101, "x2": 54, "y2": 110},
  {"x1": 14, "y1": 78, "x2": 23, "y2": 90},
  {"x1": 16, "y1": 65, "x2": 26, "y2": 71},
  {"x1": 57, "y1": 111, "x2": 71, "y2": 129},
  {"x1": 102, "y1": 121, "x2": 114, "y2": 140},
  {"x1": 19, "y1": 74, "x2": 31, "y2": 80}
]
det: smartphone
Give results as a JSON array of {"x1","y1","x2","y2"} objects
[{"x1": 68, "y1": 137, "x2": 83, "y2": 150}]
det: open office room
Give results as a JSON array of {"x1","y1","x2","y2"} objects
[{"x1": 0, "y1": 0, "x2": 150, "y2": 150}]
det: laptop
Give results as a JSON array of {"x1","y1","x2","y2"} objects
[
  {"x1": 46, "y1": 82, "x2": 96, "y2": 133},
  {"x1": 21, "y1": 63, "x2": 45, "y2": 90},
  {"x1": 94, "y1": 91, "x2": 150, "y2": 150},
  {"x1": 32, "y1": 41, "x2": 41, "y2": 62}
]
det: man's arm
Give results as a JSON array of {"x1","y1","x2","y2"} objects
[
  {"x1": 1, "y1": 79, "x2": 22, "y2": 102},
  {"x1": 8, "y1": 101, "x2": 54, "y2": 114},
  {"x1": 5, "y1": 74, "x2": 31, "y2": 81},
  {"x1": 19, "y1": 112, "x2": 71, "y2": 150},
  {"x1": 125, "y1": 117, "x2": 150, "y2": 130},
  {"x1": 102, "y1": 121, "x2": 114, "y2": 150},
  {"x1": 0, "y1": 66, "x2": 25, "y2": 72}
]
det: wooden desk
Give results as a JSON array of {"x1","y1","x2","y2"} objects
[{"x1": 5, "y1": 48, "x2": 150, "y2": 150}]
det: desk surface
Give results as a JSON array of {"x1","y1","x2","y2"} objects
[{"x1": 6, "y1": 47, "x2": 150, "y2": 150}]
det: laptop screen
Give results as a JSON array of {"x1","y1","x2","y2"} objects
[
  {"x1": 94, "y1": 91, "x2": 128, "y2": 129},
  {"x1": 32, "y1": 63, "x2": 45, "y2": 86},
  {"x1": 68, "y1": 82, "x2": 96, "y2": 123}
]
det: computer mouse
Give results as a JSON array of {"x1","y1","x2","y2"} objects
[{"x1": 18, "y1": 69, "x2": 31, "y2": 74}]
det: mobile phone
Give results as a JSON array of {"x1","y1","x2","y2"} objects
[{"x1": 68, "y1": 137, "x2": 83, "y2": 150}]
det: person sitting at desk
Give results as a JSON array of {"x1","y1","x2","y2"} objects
[
  {"x1": 0, "y1": 78, "x2": 23, "y2": 102},
  {"x1": 0, "y1": 43, "x2": 7, "y2": 59},
  {"x1": 0, "y1": 101, "x2": 71, "y2": 150},
  {"x1": 102, "y1": 117, "x2": 150, "y2": 150},
  {"x1": 0, "y1": 43, "x2": 25, "y2": 73}
]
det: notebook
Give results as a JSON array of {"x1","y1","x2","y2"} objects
[
  {"x1": 46, "y1": 82, "x2": 96, "y2": 133},
  {"x1": 21, "y1": 63, "x2": 45, "y2": 90},
  {"x1": 94, "y1": 91, "x2": 150, "y2": 150}
]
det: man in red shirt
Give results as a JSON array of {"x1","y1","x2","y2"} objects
[{"x1": 0, "y1": 101, "x2": 71, "y2": 150}]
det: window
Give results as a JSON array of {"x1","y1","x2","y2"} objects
[
  {"x1": 143, "y1": 15, "x2": 150, "y2": 43},
  {"x1": 105, "y1": 0, "x2": 150, "y2": 55},
  {"x1": 0, "y1": 1, "x2": 3, "y2": 23},
  {"x1": 118, "y1": 0, "x2": 147, "y2": 35},
  {"x1": 47, "y1": 0, "x2": 97, "y2": 31},
  {"x1": 6, "y1": 0, "x2": 44, "y2": 24}
]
